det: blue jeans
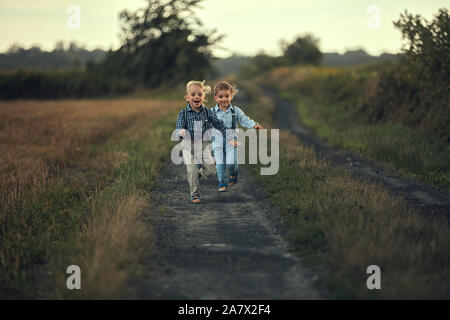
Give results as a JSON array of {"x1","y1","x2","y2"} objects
[{"x1": 214, "y1": 142, "x2": 238, "y2": 182}]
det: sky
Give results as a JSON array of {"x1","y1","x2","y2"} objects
[{"x1": 0, "y1": 0, "x2": 448, "y2": 57}]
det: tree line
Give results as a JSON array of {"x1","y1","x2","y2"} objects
[{"x1": 0, "y1": 0, "x2": 221, "y2": 99}]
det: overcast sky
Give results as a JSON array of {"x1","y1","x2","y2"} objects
[{"x1": 0, "y1": 0, "x2": 447, "y2": 57}]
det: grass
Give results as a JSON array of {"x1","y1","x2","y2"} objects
[
  {"x1": 242, "y1": 81, "x2": 450, "y2": 299},
  {"x1": 0, "y1": 97, "x2": 180, "y2": 298},
  {"x1": 286, "y1": 93, "x2": 450, "y2": 192},
  {"x1": 260, "y1": 65, "x2": 449, "y2": 192}
]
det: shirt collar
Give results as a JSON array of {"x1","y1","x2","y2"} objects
[
  {"x1": 214, "y1": 104, "x2": 234, "y2": 113},
  {"x1": 187, "y1": 104, "x2": 204, "y2": 112}
]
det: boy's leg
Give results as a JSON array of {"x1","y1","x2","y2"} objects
[
  {"x1": 182, "y1": 143, "x2": 200, "y2": 199},
  {"x1": 215, "y1": 163, "x2": 227, "y2": 181},
  {"x1": 226, "y1": 144, "x2": 238, "y2": 184},
  {"x1": 215, "y1": 153, "x2": 227, "y2": 184},
  {"x1": 201, "y1": 141, "x2": 217, "y2": 178},
  {"x1": 212, "y1": 142, "x2": 227, "y2": 191},
  {"x1": 228, "y1": 163, "x2": 238, "y2": 178}
]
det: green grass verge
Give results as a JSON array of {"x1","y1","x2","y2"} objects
[{"x1": 282, "y1": 92, "x2": 450, "y2": 193}]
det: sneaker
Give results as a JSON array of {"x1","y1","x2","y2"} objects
[
  {"x1": 228, "y1": 176, "x2": 238, "y2": 186},
  {"x1": 218, "y1": 181, "x2": 228, "y2": 192},
  {"x1": 190, "y1": 196, "x2": 200, "y2": 203}
]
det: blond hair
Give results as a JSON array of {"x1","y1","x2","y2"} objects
[
  {"x1": 186, "y1": 80, "x2": 212, "y2": 95},
  {"x1": 214, "y1": 81, "x2": 239, "y2": 98}
]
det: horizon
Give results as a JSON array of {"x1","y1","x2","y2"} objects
[
  {"x1": 1, "y1": 42, "x2": 398, "y2": 58},
  {"x1": 0, "y1": 0, "x2": 448, "y2": 58}
]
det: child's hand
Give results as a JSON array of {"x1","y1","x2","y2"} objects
[
  {"x1": 228, "y1": 139, "x2": 241, "y2": 147},
  {"x1": 179, "y1": 129, "x2": 187, "y2": 137},
  {"x1": 254, "y1": 124, "x2": 263, "y2": 129}
]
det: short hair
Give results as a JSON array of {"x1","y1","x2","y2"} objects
[
  {"x1": 214, "y1": 81, "x2": 239, "y2": 98},
  {"x1": 186, "y1": 80, "x2": 212, "y2": 95}
]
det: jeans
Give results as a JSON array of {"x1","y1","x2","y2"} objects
[{"x1": 214, "y1": 142, "x2": 238, "y2": 182}]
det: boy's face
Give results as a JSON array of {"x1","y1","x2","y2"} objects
[
  {"x1": 214, "y1": 89, "x2": 232, "y2": 109},
  {"x1": 185, "y1": 84, "x2": 205, "y2": 108}
]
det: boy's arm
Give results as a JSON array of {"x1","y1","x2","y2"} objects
[
  {"x1": 236, "y1": 107, "x2": 258, "y2": 129},
  {"x1": 175, "y1": 110, "x2": 187, "y2": 138}
]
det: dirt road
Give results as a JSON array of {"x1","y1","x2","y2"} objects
[{"x1": 134, "y1": 161, "x2": 324, "y2": 299}]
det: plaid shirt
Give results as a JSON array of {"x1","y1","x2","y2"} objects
[{"x1": 176, "y1": 104, "x2": 229, "y2": 141}]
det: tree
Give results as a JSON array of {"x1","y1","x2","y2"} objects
[
  {"x1": 100, "y1": 0, "x2": 223, "y2": 88},
  {"x1": 54, "y1": 40, "x2": 65, "y2": 52},
  {"x1": 282, "y1": 34, "x2": 322, "y2": 66},
  {"x1": 371, "y1": 8, "x2": 449, "y2": 141},
  {"x1": 393, "y1": 8, "x2": 449, "y2": 86},
  {"x1": 6, "y1": 44, "x2": 23, "y2": 54}
]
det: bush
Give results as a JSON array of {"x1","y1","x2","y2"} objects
[{"x1": 0, "y1": 69, "x2": 133, "y2": 99}]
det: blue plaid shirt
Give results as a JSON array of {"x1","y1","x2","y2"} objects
[{"x1": 176, "y1": 104, "x2": 228, "y2": 141}]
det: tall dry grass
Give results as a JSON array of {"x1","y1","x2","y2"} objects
[
  {"x1": 51, "y1": 190, "x2": 152, "y2": 299},
  {"x1": 1, "y1": 99, "x2": 157, "y2": 207},
  {"x1": 0, "y1": 97, "x2": 180, "y2": 298}
]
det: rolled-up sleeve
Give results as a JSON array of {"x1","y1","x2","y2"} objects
[{"x1": 235, "y1": 106, "x2": 256, "y2": 129}]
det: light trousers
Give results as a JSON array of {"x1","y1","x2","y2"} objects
[{"x1": 181, "y1": 140, "x2": 216, "y2": 198}]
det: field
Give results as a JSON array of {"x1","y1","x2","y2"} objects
[{"x1": 0, "y1": 96, "x2": 180, "y2": 298}]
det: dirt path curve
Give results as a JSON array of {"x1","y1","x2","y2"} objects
[
  {"x1": 134, "y1": 160, "x2": 324, "y2": 299},
  {"x1": 265, "y1": 87, "x2": 450, "y2": 216}
]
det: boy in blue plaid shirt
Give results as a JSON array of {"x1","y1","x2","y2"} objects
[{"x1": 176, "y1": 80, "x2": 232, "y2": 204}]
